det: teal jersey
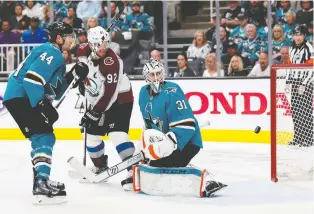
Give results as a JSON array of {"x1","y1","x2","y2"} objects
[
  {"x1": 139, "y1": 81, "x2": 203, "y2": 151},
  {"x1": 4, "y1": 43, "x2": 69, "y2": 107}
]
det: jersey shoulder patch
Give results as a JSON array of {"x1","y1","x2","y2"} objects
[
  {"x1": 164, "y1": 87, "x2": 177, "y2": 94},
  {"x1": 99, "y1": 48, "x2": 120, "y2": 76},
  {"x1": 76, "y1": 43, "x2": 91, "y2": 57},
  {"x1": 163, "y1": 82, "x2": 182, "y2": 94}
]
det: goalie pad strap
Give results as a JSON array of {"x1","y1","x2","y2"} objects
[{"x1": 133, "y1": 165, "x2": 141, "y2": 192}]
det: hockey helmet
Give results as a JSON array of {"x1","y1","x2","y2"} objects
[
  {"x1": 48, "y1": 22, "x2": 74, "y2": 43},
  {"x1": 87, "y1": 26, "x2": 110, "y2": 59},
  {"x1": 293, "y1": 24, "x2": 307, "y2": 35},
  {"x1": 142, "y1": 58, "x2": 165, "y2": 94}
]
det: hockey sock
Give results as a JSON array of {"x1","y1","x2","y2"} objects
[
  {"x1": 30, "y1": 133, "x2": 56, "y2": 179},
  {"x1": 86, "y1": 140, "x2": 105, "y2": 167},
  {"x1": 115, "y1": 141, "x2": 135, "y2": 160}
]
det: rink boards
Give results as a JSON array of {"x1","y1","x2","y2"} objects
[{"x1": 0, "y1": 78, "x2": 293, "y2": 143}]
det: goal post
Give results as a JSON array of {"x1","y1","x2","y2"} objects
[{"x1": 271, "y1": 64, "x2": 314, "y2": 182}]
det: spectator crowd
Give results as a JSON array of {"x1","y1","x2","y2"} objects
[
  {"x1": 0, "y1": 0, "x2": 313, "y2": 78},
  {"x1": 0, "y1": 0, "x2": 157, "y2": 73},
  {"x1": 171, "y1": 0, "x2": 313, "y2": 78}
]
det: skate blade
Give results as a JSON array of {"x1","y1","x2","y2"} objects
[
  {"x1": 122, "y1": 183, "x2": 133, "y2": 191},
  {"x1": 32, "y1": 195, "x2": 67, "y2": 205},
  {"x1": 207, "y1": 184, "x2": 228, "y2": 197}
]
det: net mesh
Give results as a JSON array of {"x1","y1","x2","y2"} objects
[{"x1": 274, "y1": 66, "x2": 314, "y2": 181}]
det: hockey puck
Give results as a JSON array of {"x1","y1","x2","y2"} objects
[{"x1": 254, "y1": 126, "x2": 261, "y2": 134}]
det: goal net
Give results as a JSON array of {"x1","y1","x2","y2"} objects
[{"x1": 271, "y1": 64, "x2": 314, "y2": 182}]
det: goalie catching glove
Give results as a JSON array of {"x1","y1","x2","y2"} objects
[{"x1": 142, "y1": 129, "x2": 177, "y2": 160}]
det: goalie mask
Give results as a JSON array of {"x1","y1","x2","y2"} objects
[
  {"x1": 87, "y1": 26, "x2": 110, "y2": 59},
  {"x1": 143, "y1": 59, "x2": 165, "y2": 93}
]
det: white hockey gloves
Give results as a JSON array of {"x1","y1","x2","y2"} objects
[{"x1": 142, "y1": 129, "x2": 177, "y2": 160}]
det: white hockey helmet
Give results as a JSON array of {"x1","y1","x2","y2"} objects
[
  {"x1": 87, "y1": 26, "x2": 110, "y2": 59},
  {"x1": 142, "y1": 58, "x2": 165, "y2": 93}
]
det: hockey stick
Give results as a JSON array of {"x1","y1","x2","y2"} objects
[
  {"x1": 80, "y1": 127, "x2": 87, "y2": 166},
  {"x1": 82, "y1": 98, "x2": 88, "y2": 166},
  {"x1": 68, "y1": 119, "x2": 211, "y2": 182},
  {"x1": 106, "y1": 1, "x2": 124, "y2": 33},
  {"x1": 68, "y1": 151, "x2": 145, "y2": 183}
]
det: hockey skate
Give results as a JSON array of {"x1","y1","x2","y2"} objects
[
  {"x1": 121, "y1": 168, "x2": 133, "y2": 191},
  {"x1": 33, "y1": 168, "x2": 65, "y2": 191},
  {"x1": 32, "y1": 178, "x2": 67, "y2": 205},
  {"x1": 202, "y1": 180, "x2": 227, "y2": 197},
  {"x1": 47, "y1": 180, "x2": 65, "y2": 191}
]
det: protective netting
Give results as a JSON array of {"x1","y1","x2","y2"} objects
[{"x1": 274, "y1": 66, "x2": 314, "y2": 181}]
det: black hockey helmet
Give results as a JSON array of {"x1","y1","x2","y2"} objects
[
  {"x1": 293, "y1": 24, "x2": 307, "y2": 36},
  {"x1": 48, "y1": 21, "x2": 74, "y2": 43}
]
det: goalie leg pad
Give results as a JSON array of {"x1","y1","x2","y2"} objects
[
  {"x1": 132, "y1": 165, "x2": 141, "y2": 192},
  {"x1": 109, "y1": 132, "x2": 135, "y2": 160},
  {"x1": 134, "y1": 164, "x2": 211, "y2": 197}
]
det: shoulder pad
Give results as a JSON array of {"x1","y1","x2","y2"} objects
[
  {"x1": 164, "y1": 87, "x2": 177, "y2": 94},
  {"x1": 76, "y1": 43, "x2": 91, "y2": 57}
]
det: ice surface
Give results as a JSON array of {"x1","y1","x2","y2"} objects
[{"x1": 0, "y1": 141, "x2": 312, "y2": 214}]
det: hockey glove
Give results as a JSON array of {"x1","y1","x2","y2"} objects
[
  {"x1": 80, "y1": 109, "x2": 102, "y2": 128},
  {"x1": 142, "y1": 129, "x2": 177, "y2": 160},
  {"x1": 33, "y1": 98, "x2": 59, "y2": 126},
  {"x1": 65, "y1": 62, "x2": 89, "y2": 88}
]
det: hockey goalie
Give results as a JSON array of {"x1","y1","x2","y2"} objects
[
  {"x1": 76, "y1": 26, "x2": 135, "y2": 190},
  {"x1": 133, "y1": 59, "x2": 227, "y2": 197}
]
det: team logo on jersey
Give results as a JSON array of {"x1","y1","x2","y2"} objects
[
  {"x1": 104, "y1": 57, "x2": 114, "y2": 65},
  {"x1": 144, "y1": 110, "x2": 163, "y2": 131},
  {"x1": 84, "y1": 77, "x2": 99, "y2": 97},
  {"x1": 165, "y1": 87, "x2": 177, "y2": 93},
  {"x1": 47, "y1": 77, "x2": 63, "y2": 100},
  {"x1": 0, "y1": 94, "x2": 8, "y2": 117}
]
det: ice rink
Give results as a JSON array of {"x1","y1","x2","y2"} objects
[{"x1": 0, "y1": 140, "x2": 313, "y2": 214}]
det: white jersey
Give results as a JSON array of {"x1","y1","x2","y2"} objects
[{"x1": 77, "y1": 43, "x2": 133, "y2": 112}]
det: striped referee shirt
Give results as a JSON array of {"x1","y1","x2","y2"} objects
[
  {"x1": 289, "y1": 41, "x2": 314, "y2": 64},
  {"x1": 285, "y1": 41, "x2": 314, "y2": 86}
]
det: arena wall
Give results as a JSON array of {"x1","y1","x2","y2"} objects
[{"x1": 0, "y1": 78, "x2": 285, "y2": 143}]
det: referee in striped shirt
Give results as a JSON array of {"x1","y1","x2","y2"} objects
[{"x1": 287, "y1": 25, "x2": 314, "y2": 147}]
